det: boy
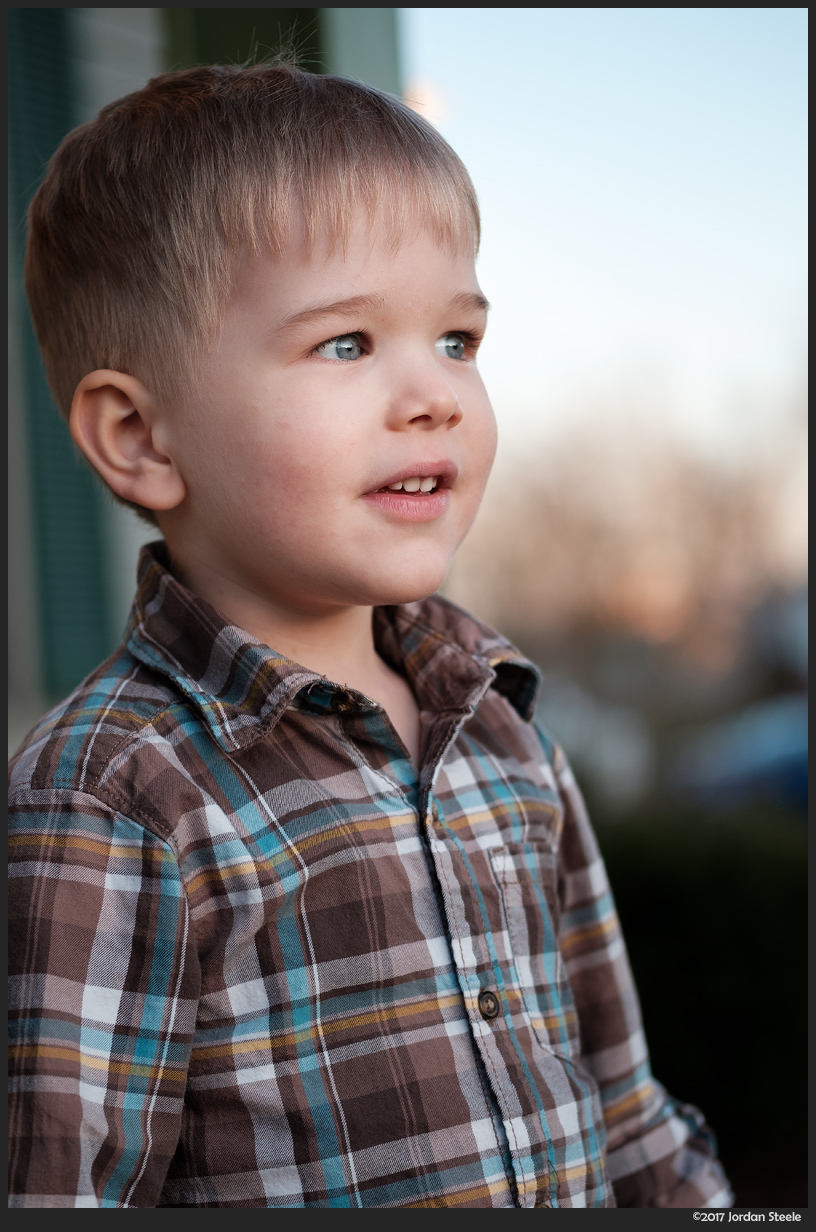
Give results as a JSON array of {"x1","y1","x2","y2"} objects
[{"x1": 9, "y1": 64, "x2": 731, "y2": 1208}]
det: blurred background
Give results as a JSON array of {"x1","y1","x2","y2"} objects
[{"x1": 8, "y1": 7, "x2": 807, "y2": 1207}]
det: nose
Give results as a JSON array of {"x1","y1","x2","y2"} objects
[{"x1": 386, "y1": 360, "x2": 463, "y2": 431}]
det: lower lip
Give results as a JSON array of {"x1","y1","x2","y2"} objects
[{"x1": 362, "y1": 489, "x2": 450, "y2": 522}]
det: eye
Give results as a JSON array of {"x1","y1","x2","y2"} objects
[
  {"x1": 315, "y1": 334, "x2": 362, "y2": 361},
  {"x1": 435, "y1": 333, "x2": 466, "y2": 360}
]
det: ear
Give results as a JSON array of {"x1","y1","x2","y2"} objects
[{"x1": 69, "y1": 370, "x2": 187, "y2": 511}]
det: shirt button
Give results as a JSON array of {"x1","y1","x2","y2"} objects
[{"x1": 478, "y1": 989, "x2": 501, "y2": 1021}]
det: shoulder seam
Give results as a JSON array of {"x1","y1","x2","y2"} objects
[
  {"x1": 38, "y1": 697, "x2": 194, "y2": 798},
  {"x1": 82, "y1": 699, "x2": 190, "y2": 794},
  {"x1": 8, "y1": 783, "x2": 178, "y2": 850}
]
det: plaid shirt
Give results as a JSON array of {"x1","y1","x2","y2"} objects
[{"x1": 9, "y1": 543, "x2": 731, "y2": 1209}]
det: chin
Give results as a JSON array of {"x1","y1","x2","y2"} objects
[{"x1": 354, "y1": 557, "x2": 451, "y2": 608}]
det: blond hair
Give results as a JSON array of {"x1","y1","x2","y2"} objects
[{"x1": 24, "y1": 64, "x2": 480, "y2": 519}]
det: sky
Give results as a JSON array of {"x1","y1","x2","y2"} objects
[{"x1": 400, "y1": 8, "x2": 807, "y2": 459}]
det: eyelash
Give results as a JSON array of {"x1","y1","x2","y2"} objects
[{"x1": 448, "y1": 329, "x2": 483, "y2": 355}]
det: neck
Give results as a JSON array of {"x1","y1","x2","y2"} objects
[
  {"x1": 168, "y1": 551, "x2": 380, "y2": 687},
  {"x1": 163, "y1": 539, "x2": 422, "y2": 765},
  {"x1": 250, "y1": 604, "x2": 380, "y2": 689}
]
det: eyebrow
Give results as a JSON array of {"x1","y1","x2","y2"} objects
[
  {"x1": 448, "y1": 291, "x2": 491, "y2": 315},
  {"x1": 279, "y1": 294, "x2": 386, "y2": 332},
  {"x1": 278, "y1": 289, "x2": 490, "y2": 332}
]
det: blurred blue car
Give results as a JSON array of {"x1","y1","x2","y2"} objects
[{"x1": 669, "y1": 692, "x2": 808, "y2": 811}]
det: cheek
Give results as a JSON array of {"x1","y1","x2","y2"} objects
[
  {"x1": 198, "y1": 402, "x2": 310, "y2": 488},
  {"x1": 218, "y1": 425, "x2": 345, "y2": 542},
  {"x1": 481, "y1": 405, "x2": 499, "y2": 467},
  {"x1": 451, "y1": 400, "x2": 497, "y2": 533},
  {"x1": 465, "y1": 395, "x2": 499, "y2": 481}
]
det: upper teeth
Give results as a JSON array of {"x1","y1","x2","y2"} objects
[{"x1": 388, "y1": 476, "x2": 438, "y2": 492}]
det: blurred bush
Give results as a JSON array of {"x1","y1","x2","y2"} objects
[{"x1": 595, "y1": 806, "x2": 806, "y2": 1208}]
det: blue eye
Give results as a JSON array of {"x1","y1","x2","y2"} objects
[
  {"x1": 316, "y1": 335, "x2": 362, "y2": 361},
  {"x1": 436, "y1": 334, "x2": 466, "y2": 360}
]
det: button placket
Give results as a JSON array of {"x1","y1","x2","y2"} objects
[
  {"x1": 422, "y1": 787, "x2": 538, "y2": 1206},
  {"x1": 428, "y1": 802, "x2": 502, "y2": 1026}
]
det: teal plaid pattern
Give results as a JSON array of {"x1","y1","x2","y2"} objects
[{"x1": 9, "y1": 543, "x2": 732, "y2": 1208}]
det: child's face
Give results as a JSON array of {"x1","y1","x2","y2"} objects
[{"x1": 162, "y1": 209, "x2": 497, "y2": 615}]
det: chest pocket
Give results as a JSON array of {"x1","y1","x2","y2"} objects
[{"x1": 489, "y1": 842, "x2": 581, "y2": 1060}]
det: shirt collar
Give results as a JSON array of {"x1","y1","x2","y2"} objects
[{"x1": 126, "y1": 541, "x2": 540, "y2": 754}]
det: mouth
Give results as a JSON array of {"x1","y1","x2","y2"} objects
[
  {"x1": 365, "y1": 462, "x2": 458, "y2": 497},
  {"x1": 362, "y1": 462, "x2": 457, "y2": 523}
]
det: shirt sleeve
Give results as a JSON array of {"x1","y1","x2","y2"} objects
[
  {"x1": 8, "y1": 787, "x2": 200, "y2": 1208},
  {"x1": 545, "y1": 735, "x2": 734, "y2": 1209}
]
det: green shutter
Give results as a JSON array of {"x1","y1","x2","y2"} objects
[
  {"x1": 8, "y1": 9, "x2": 112, "y2": 699},
  {"x1": 163, "y1": 9, "x2": 324, "y2": 72},
  {"x1": 322, "y1": 9, "x2": 403, "y2": 95}
]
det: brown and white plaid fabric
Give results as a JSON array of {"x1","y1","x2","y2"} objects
[{"x1": 9, "y1": 543, "x2": 732, "y2": 1208}]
